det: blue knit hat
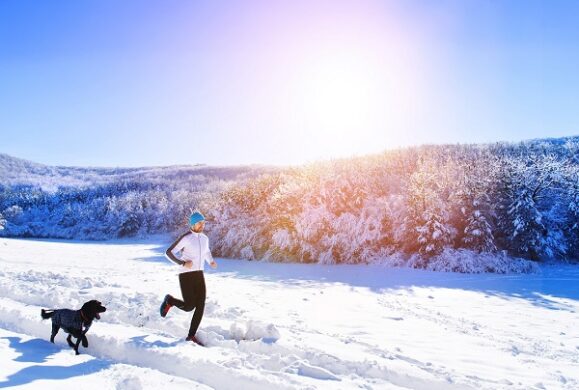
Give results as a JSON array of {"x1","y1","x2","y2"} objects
[{"x1": 189, "y1": 211, "x2": 205, "y2": 226}]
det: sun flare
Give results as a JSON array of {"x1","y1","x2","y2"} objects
[{"x1": 290, "y1": 50, "x2": 392, "y2": 160}]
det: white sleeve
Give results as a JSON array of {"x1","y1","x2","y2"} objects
[{"x1": 204, "y1": 236, "x2": 214, "y2": 265}]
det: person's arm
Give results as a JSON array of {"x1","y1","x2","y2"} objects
[
  {"x1": 204, "y1": 236, "x2": 217, "y2": 269},
  {"x1": 165, "y1": 232, "x2": 191, "y2": 266}
]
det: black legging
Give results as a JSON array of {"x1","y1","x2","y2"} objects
[{"x1": 167, "y1": 271, "x2": 206, "y2": 337}]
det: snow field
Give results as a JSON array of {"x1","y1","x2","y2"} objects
[{"x1": 1, "y1": 237, "x2": 578, "y2": 389}]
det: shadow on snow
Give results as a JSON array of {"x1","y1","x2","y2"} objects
[
  {"x1": 0, "y1": 336, "x2": 111, "y2": 388},
  {"x1": 211, "y1": 257, "x2": 579, "y2": 312},
  {"x1": 13, "y1": 238, "x2": 578, "y2": 312}
]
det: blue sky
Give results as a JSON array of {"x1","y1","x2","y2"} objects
[{"x1": 1, "y1": 0, "x2": 578, "y2": 167}]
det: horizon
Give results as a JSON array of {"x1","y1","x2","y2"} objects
[
  {"x1": 1, "y1": 0, "x2": 578, "y2": 168},
  {"x1": 3, "y1": 133, "x2": 577, "y2": 169}
]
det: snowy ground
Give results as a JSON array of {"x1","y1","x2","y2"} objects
[{"x1": 0, "y1": 237, "x2": 578, "y2": 390}]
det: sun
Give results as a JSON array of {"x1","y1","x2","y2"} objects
[{"x1": 291, "y1": 52, "x2": 386, "y2": 159}]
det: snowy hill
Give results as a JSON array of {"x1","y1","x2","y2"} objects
[
  {"x1": 2, "y1": 136, "x2": 579, "y2": 268},
  {"x1": 0, "y1": 153, "x2": 280, "y2": 191},
  {"x1": 0, "y1": 237, "x2": 578, "y2": 389}
]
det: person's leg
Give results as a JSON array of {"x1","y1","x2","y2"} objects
[
  {"x1": 186, "y1": 272, "x2": 206, "y2": 337},
  {"x1": 161, "y1": 272, "x2": 196, "y2": 317},
  {"x1": 171, "y1": 272, "x2": 197, "y2": 311}
]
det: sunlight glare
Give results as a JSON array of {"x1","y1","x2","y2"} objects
[{"x1": 294, "y1": 52, "x2": 385, "y2": 159}]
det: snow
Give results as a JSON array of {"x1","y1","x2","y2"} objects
[{"x1": 0, "y1": 237, "x2": 578, "y2": 389}]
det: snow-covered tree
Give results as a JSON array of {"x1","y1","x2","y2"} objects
[
  {"x1": 462, "y1": 208, "x2": 496, "y2": 252},
  {"x1": 500, "y1": 155, "x2": 568, "y2": 260},
  {"x1": 416, "y1": 207, "x2": 451, "y2": 257},
  {"x1": 1, "y1": 205, "x2": 28, "y2": 236},
  {"x1": 450, "y1": 155, "x2": 497, "y2": 253},
  {"x1": 563, "y1": 138, "x2": 579, "y2": 165},
  {"x1": 2, "y1": 137, "x2": 578, "y2": 270},
  {"x1": 563, "y1": 164, "x2": 579, "y2": 258},
  {"x1": 403, "y1": 162, "x2": 452, "y2": 258}
]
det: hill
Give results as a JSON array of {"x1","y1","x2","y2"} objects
[
  {"x1": 0, "y1": 153, "x2": 280, "y2": 192},
  {"x1": 1, "y1": 136, "x2": 578, "y2": 269}
]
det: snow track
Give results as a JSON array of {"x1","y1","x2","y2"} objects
[{"x1": 0, "y1": 294, "x2": 457, "y2": 390}]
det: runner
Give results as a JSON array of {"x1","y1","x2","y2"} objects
[{"x1": 159, "y1": 211, "x2": 217, "y2": 346}]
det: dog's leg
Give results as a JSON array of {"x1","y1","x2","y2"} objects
[
  {"x1": 66, "y1": 334, "x2": 75, "y2": 348},
  {"x1": 74, "y1": 336, "x2": 82, "y2": 355},
  {"x1": 67, "y1": 330, "x2": 84, "y2": 355},
  {"x1": 81, "y1": 334, "x2": 88, "y2": 348},
  {"x1": 74, "y1": 332, "x2": 84, "y2": 355},
  {"x1": 50, "y1": 324, "x2": 59, "y2": 343}
]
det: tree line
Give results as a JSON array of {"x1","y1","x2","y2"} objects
[{"x1": 1, "y1": 138, "x2": 578, "y2": 271}]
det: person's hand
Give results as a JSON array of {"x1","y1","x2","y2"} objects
[
  {"x1": 183, "y1": 260, "x2": 193, "y2": 269},
  {"x1": 210, "y1": 261, "x2": 217, "y2": 269}
]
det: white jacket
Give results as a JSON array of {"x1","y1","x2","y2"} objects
[{"x1": 165, "y1": 231, "x2": 214, "y2": 273}]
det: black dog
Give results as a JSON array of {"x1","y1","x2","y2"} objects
[{"x1": 40, "y1": 300, "x2": 106, "y2": 355}]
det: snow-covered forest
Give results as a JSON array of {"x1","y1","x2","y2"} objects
[{"x1": 2, "y1": 137, "x2": 578, "y2": 271}]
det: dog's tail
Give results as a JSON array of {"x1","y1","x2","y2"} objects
[{"x1": 40, "y1": 309, "x2": 54, "y2": 320}]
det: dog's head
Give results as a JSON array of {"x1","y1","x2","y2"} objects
[{"x1": 81, "y1": 300, "x2": 107, "y2": 320}]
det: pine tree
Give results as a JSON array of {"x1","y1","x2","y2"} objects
[
  {"x1": 463, "y1": 208, "x2": 497, "y2": 253},
  {"x1": 1, "y1": 205, "x2": 26, "y2": 235},
  {"x1": 417, "y1": 207, "x2": 451, "y2": 257},
  {"x1": 404, "y1": 162, "x2": 452, "y2": 258},
  {"x1": 564, "y1": 165, "x2": 579, "y2": 258},
  {"x1": 502, "y1": 155, "x2": 568, "y2": 260},
  {"x1": 116, "y1": 192, "x2": 145, "y2": 237},
  {"x1": 453, "y1": 155, "x2": 497, "y2": 253}
]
